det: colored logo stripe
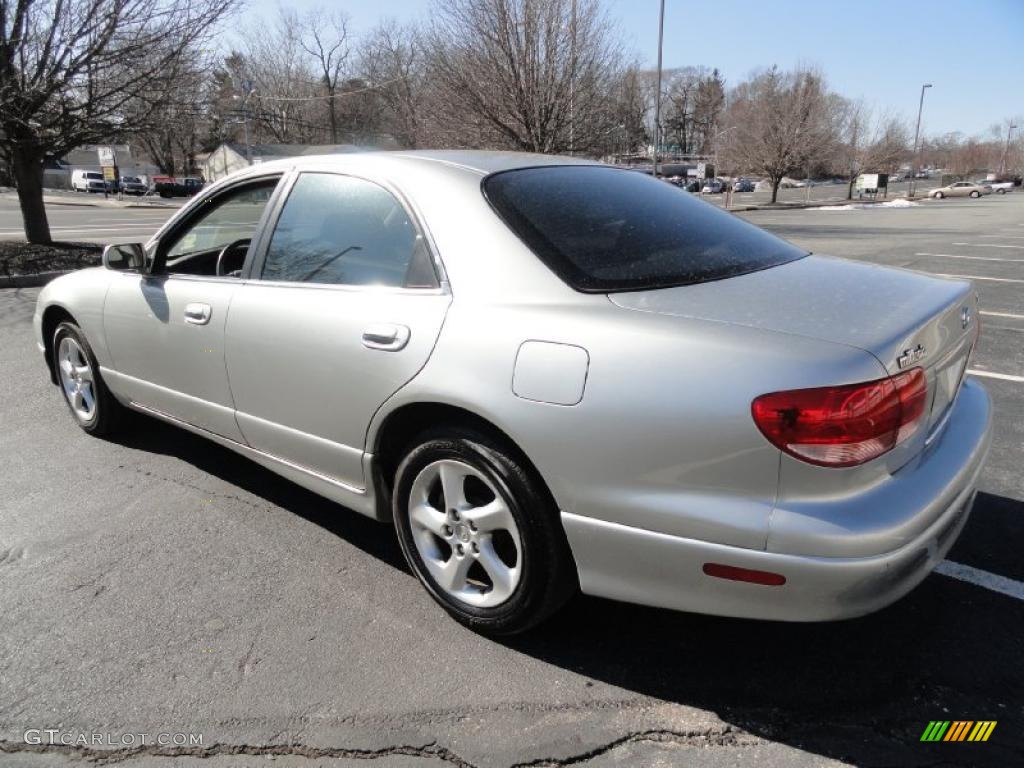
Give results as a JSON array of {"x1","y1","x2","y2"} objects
[
  {"x1": 920, "y1": 721, "x2": 996, "y2": 742},
  {"x1": 945, "y1": 721, "x2": 973, "y2": 741},
  {"x1": 921, "y1": 721, "x2": 950, "y2": 741}
]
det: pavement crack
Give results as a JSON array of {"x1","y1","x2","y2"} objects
[
  {"x1": 509, "y1": 726, "x2": 760, "y2": 767},
  {"x1": 0, "y1": 738, "x2": 480, "y2": 766}
]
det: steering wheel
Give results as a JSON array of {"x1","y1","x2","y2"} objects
[{"x1": 215, "y1": 238, "x2": 251, "y2": 277}]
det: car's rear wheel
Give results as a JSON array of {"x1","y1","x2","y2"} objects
[
  {"x1": 997, "y1": 189, "x2": 1006, "y2": 194},
  {"x1": 392, "y1": 427, "x2": 576, "y2": 635},
  {"x1": 53, "y1": 322, "x2": 124, "y2": 436},
  {"x1": 934, "y1": 191, "x2": 944, "y2": 199}
]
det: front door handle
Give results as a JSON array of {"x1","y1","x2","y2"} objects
[
  {"x1": 184, "y1": 303, "x2": 212, "y2": 325},
  {"x1": 362, "y1": 323, "x2": 410, "y2": 351}
]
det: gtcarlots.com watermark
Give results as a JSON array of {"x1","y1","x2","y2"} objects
[{"x1": 24, "y1": 729, "x2": 203, "y2": 747}]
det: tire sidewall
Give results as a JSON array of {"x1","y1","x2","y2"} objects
[
  {"x1": 53, "y1": 322, "x2": 117, "y2": 434},
  {"x1": 392, "y1": 431, "x2": 572, "y2": 633}
]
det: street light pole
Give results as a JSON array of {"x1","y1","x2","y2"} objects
[
  {"x1": 652, "y1": 0, "x2": 665, "y2": 177},
  {"x1": 999, "y1": 123, "x2": 1018, "y2": 175},
  {"x1": 909, "y1": 83, "x2": 932, "y2": 199}
]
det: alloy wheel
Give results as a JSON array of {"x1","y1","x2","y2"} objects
[
  {"x1": 407, "y1": 459, "x2": 522, "y2": 608},
  {"x1": 57, "y1": 336, "x2": 96, "y2": 422}
]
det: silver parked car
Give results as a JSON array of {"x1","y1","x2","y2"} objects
[
  {"x1": 931, "y1": 181, "x2": 991, "y2": 198},
  {"x1": 34, "y1": 151, "x2": 992, "y2": 634}
]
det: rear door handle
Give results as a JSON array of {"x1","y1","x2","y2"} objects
[
  {"x1": 362, "y1": 323, "x2": 410, "y2": 351},
  {"x1": 184, "y1": 303, "x2": 212, "y2": 325}
]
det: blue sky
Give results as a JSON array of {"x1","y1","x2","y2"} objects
[{"x1": 245, "y1": 0, "x2": 1023, "y2": 137}]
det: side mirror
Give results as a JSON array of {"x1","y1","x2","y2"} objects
[{"x1": 102, "y1": 243, "x2": 147, "y2": 272}]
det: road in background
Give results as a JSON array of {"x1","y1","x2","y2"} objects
[
  {"x1": 0, "y1": 200, "x2": 179, "y2": 244},
  {"x1": 0, "y1": 193, "x2": 1021, "y2": 767}
]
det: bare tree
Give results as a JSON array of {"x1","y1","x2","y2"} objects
[
  {"x1": 360, "y1": 20, "x2": 427, "y2": 148},
  {"x1": 299, "y1": 7, "x2": 352, "y2": 144},
  {"x1": 0, "y1": 0, "x2": 238, "y2": 242},
  {"x1": 427, "y1": 0, "x2": 624, "y2": 154},
  {"x1": 722, "y1": 66, "x2": 841, "y2": 202},
  {"x1": 838, "y1": 101, "x2": 909, "y2": 198}
]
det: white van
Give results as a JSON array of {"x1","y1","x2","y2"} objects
[{"x1": 71, "y1": 170, "x2": 106, "y2": 193}]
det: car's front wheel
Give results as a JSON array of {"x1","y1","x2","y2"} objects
[
  {"x1": 392, "y1": 427, "x2": 576, "y2": 635},
  {"x1": 970, "y1": 190, "x2": 980, "y2": 198},
  {"x1": 53, "y1": 322, "x2": 124, "y2": 436}
]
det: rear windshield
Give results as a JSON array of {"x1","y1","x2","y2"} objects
[{"x1": 483, "y1": 165, "x2": 807, "y2": 292}]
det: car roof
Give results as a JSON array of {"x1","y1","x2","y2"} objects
[{"x1": 245, "y1": 149, "x2": 599, "y2": 179}]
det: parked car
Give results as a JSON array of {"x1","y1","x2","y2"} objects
[
  {"x1": 34, "y1": 152, "x2": 991, "y2": 635},
  {"x1": 71, "y1": 170, "x2": 106, "y2": 193},
  {"x1": 154, "y1": 176, "x2": 205, "y2": 198},
  {"x1": 119, "y1": 176, "x2": 148, "y2": 196},
  {"x1": 930, "y1": 181, "x2": 991, "y2": 199},
  {"x1": 980, "y1": 179, "x2": 1014, "y2": 194},
  {"x1": 701, "y1": 179, "x2": 725, "y2": 193},
  {"x1": 733, "y1": 179, "x2": 756, "y2": 193}
]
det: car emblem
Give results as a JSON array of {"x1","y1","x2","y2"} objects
[
  {"x1": 897, "y1": 344, "x2": 927, "y2": 369},
  {"x1": 961, "y1": 306, "x2": 971, "y2": 330}
]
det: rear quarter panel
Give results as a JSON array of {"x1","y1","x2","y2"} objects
[{"x1": 374, "y1": 300, "x2": 888, "y2": 551}]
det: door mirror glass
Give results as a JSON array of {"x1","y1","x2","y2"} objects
[{"x1": 102, "y1": 243, "x2": 147, "y2": 272}]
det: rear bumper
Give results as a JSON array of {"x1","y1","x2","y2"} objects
[{"x1": 562, "y1": 378, "x2": 992, "y2": 621}]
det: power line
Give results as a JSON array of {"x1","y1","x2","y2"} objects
[{"x1": 248, "y1": 76, "x2": 405, "y2": 102}]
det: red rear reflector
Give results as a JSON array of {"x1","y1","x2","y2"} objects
[
  {"x1": 751, "y1": 368, "x2": 927, "y2": 467},
  {"x1": 703, "y1": 563, "x2": 786, "y2": 586}
]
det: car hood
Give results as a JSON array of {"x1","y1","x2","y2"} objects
[{"x1": 607, "y1": 255, "x2": 974, "y2": 375}]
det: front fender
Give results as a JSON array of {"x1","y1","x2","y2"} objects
[{"x1": 34, "y1": 268, "x2": 116, "y2": 376}]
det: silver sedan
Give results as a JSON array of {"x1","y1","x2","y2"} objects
[{"x1": 34, "y1": 151, "x2": 992, "y2": 634}]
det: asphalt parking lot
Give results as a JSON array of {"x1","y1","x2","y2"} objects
[{"x1": 1, "y1": 193, "x2": 1022, "y2": 767}]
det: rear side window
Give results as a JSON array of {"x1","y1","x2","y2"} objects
[
  {"x1": 483, "y1": 165, "x2": 807, "y2": 292},
  {"x1": 261, "y1": 173, "x2": 433, "y2": 288}
]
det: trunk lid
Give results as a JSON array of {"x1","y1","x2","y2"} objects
[{"x1": 609, "y1": 255, "x2": 978, "y2": 456}]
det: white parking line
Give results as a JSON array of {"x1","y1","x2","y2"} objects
[
  {"x1": 952, "y1": 242, "x2": 1024, "y2": 249},
  {"x1": 934, "y1": 273, "x2": 1024, "y2": 283},
  {"x1": 980, "y1": 311, "x2": 1024, "y2": 320},
  {"x1": 980, "y1": 234, "x2": 1024, "y2": 239},
  {"x1": 935, "y1": 560, "x2": 1024, "y2": 602},
  {"x1": 968, "y1": 369, "x2": 1024, "y2": 382},
  {"x1": 915, "y1": 252, "x2": 1024, "y2": 262}
]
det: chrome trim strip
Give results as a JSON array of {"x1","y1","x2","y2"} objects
[{"x1": 128, "y1": 401, "x2": 367, "y2": 496}]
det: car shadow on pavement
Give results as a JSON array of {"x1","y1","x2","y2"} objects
[
  {"x1": 109, "y1": 419, "x2": 1022, "y2": 766},
  {"x1": 110, "y1": 414, "x2": 408, "y2": 572}
]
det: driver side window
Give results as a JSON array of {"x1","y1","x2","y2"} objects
[{"x1": 162, "y1": 179, "x2": 280, "y2": 275}]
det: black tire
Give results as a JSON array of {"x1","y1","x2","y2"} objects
[
  {"x1": 934, "y1": 191, "x2": 944, "y2": 199},
  {"x1": 52, "y1": 322, "x2": 125, "y2": 437},
  {"x1": 392, "y1": 427, "x2": 577, "y2": 635},
  {"x1": 970, "y1": 190, "x2": 980, "y2": 198}
]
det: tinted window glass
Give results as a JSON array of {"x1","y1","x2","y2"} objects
[
  {"x1": 483, "y1": 165, "x2": 807, "y2": 292},
  {"x1": 262, "y1": 173, "x2": 426, "y2": 287},
  {"x1": 165, "y1": 181, "x2": 277, "y2": 264}
]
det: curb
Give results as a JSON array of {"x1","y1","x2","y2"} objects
[
  {"x1": 0, "y1": 270, "x2": 72, "y2": 289},
  {"x1": 729, "y1": 197, "x2": 928, "y2": 212}
]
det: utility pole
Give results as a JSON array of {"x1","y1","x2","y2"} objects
[
  {"x1": 999, "y1": 123, "x2": 1018, "y2": 175},
  {"x1": 909, "y1": 83, "x2": 932, "y2": 199},
  {"x1": 652, "y1": 0, "x2": 665, "y2": 177}
]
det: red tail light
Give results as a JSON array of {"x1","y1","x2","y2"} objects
[{"x1": 751, "y1": 368, "x2": 928, "y2": 467}]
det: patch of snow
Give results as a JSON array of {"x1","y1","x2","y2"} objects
[{"x1": 808, "y1": 199, "x2": 921, "y2": 211}]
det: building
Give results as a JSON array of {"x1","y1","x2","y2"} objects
[
  {"x1": 200, "y1": 143, "x2": 363, "y2": 182},
  {"x1": 43, "y1": 144, "x2": 160, "y2": 190}
]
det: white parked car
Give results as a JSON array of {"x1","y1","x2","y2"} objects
[
  {"x1": 71, "y1": 170, "x2": 106, "y2": 193},
  {"x1": 982, "y1": 180, "x2": 1014, "y2": 194}
]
